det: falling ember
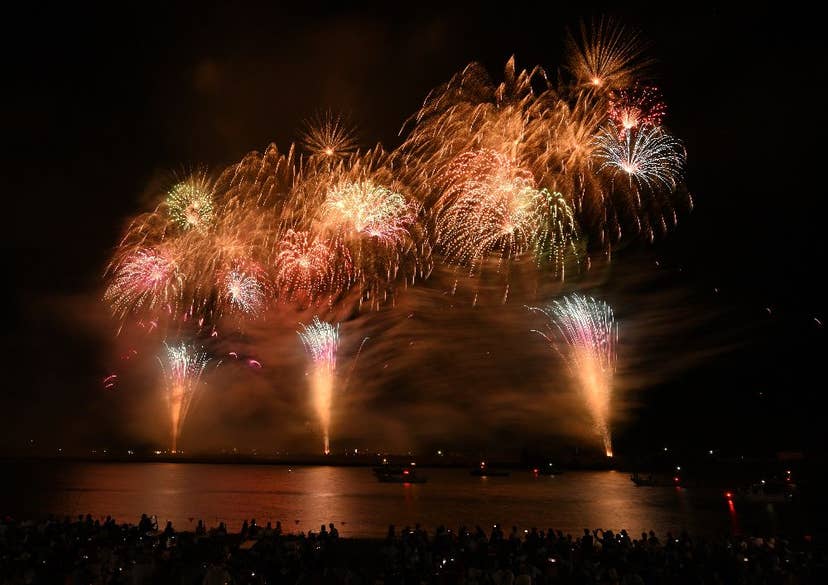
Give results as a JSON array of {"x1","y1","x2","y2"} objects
[
  {"x1": 531, "y1": 294, "x2": 618, "y2": 457},
  {"x1": 157, "y1": 343, "x2": 211, "y2": 453},
  {"x1": 298, "y1": 318, "x2": 339, "y2": 455}
]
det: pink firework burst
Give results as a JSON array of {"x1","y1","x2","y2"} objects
[
  {"x1": 105, "y1": 247, "x2": 182, "y2": 319},
  {"x1": 608, "y1": 84, "x2": 667, "y2": 135}
]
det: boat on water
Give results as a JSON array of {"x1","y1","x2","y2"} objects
[
  {"x1": 470, "y1": 461, "x2": 510, "y2": 477},
  {"x1": 373, "y1": 462, "x2": 427, "y2": 483},
  {"x1": 532, "y1": 463, "x2": 564, "y2": 476},
  {"x1": 728, "y1": 478, "x2": 796, "y2": 503}
]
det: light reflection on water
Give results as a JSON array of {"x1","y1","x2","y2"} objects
[{"x1": 3, "y1": 462, "x2": 796, "y2": 538}]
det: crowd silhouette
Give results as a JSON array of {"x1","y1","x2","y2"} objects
[{"x1": 0, "y1": 514, "x2": 824, "y2": 583}]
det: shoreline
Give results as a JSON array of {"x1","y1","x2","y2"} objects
[{"x1": 0, "y1": 454, "x2": 619, "y2": 470}]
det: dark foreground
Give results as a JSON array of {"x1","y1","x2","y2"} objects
[{"x1": 1, "y1": 515, "x2": 825, "y2": 584}]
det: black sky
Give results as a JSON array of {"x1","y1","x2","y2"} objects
[{"x1": 3, "y1": 3, "x2": 825, "y2": 456}]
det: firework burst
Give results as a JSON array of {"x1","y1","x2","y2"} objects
[
  {"x1": 157, "y1": 342, "x2": 212, "y2": 452},
  {"x1": 566, "y1": 17, "x2": 652, "y2": 90},
  {"x1": 531, "y1": 294, "x2": 618, "y2": 457},
  {"x1": 434, "y1": 149, "x2": 577, "y2": 272},
  {"x1": 166, "y1": 174, "x2": 216, "y2": 231},
  {"x1": 594, "y1": 125, "x2": 685, "y2": 190},
  {"x1": 301, "y1": 111, "x2": 358, "y2": 159},
  {"x1": 274, "y1": 229, "x2": 354, "y2": 305},
  {"x1": 105, "y1": 247, "x2": 183, "y2": 322},
  {"x1": 608, "y1": 84, "x2": 667, "y2": 134},
  {"x1": 290, "y1": 146, "x2": 430, "y2": 308},
  {"x1": 321, "y1": 179, "x2": 414, "y2": 245},
  {"x1": 220, "y1": 264, "x2": 268, "y2": 316},
  {"x1": 298, "y1": 318, "x2": 340, "y2": 454}
]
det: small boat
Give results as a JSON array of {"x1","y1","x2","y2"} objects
[
  {"x1": 471, "y1": 462, "x2": 510, "y2": 477},
  {"x1": 374, "y1": 462, "x2": 427, "y2": 483},
  {"x1": 631, "y1": 472, "x2": 659, "y2": 486},
  {"x1": 532, "y1": 463, "x2": 564, "y2": 476},
  {"x1": 732, "y1": 479, "x2": 795, "y2": 503}
]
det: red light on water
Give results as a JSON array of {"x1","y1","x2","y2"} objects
[
  {"x1": 402, "y1": 469, "x2": 409, "y2": 475},
  {"x1": 725, "y1": 491, "x2": 733, "y2": 499}
]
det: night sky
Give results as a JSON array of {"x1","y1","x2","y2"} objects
[{"x1": 3, "y1": 4, "x2": 825, "y2": 457}]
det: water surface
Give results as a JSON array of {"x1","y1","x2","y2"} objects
[{"x1": 2, "y1": 462, "x2": 804, "y2": 538}]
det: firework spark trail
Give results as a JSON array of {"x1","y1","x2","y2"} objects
[
  {"x1": 298, "y1": 318, "x2": 340, "y2": 454},
  {"x1": 341, "y1": 336, "x2": 370, "y2": 393},
  {"x1": 157, "y1": 343, "x2": 212, "y2": 452},
  {"x1": 531, "y1": 294, "x2": 618, "y2": 457}
]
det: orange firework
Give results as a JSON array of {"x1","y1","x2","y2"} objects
[
  {"x1": 565, "y1": 17, "x2": 653, "y2": 90},
  {"x1": 274, "y1": 229, "x2": 354, "y2": 305},
  {"x1": 434, "y1": 149, "x2": 577, "y2": 271},
  {"x1": 300, "y1": 111, "x2": 358, "y2": 159}
]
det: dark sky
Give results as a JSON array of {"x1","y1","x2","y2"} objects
[{"x1": 3, "y1": 3, "x2": 825, "y2": 456}]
